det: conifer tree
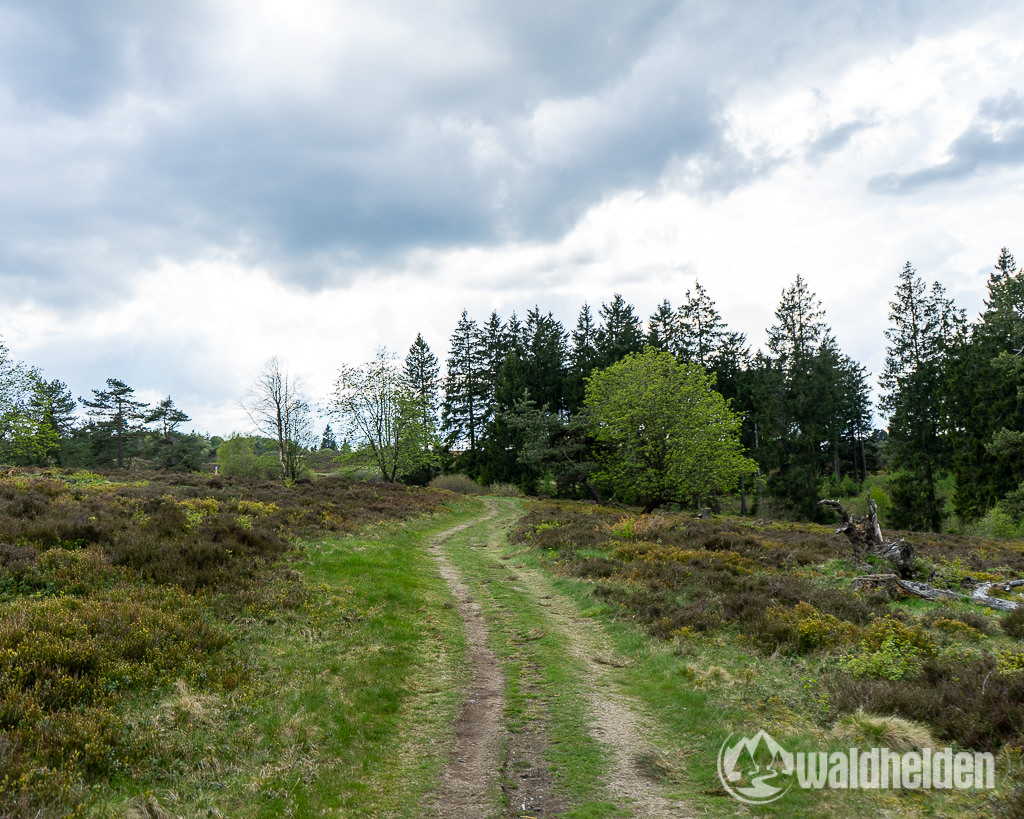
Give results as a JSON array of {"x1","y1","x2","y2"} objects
[
  {"x1": 880, "y1": 262, "x2": 966, "y2": 530},
  {"x1": 594, "y1": 294, "x2": 644, "y2": 370},
  {"x1": 404, "y1": 333, "x2": 440, "y2": 435},
  {"x1": 678, "y1": 281, "x2": 726, "y2": 367},
  {"x1": 442, "y1": 311, "x2": 488, "y2": 453},
  {"x1": 565, "y1": 303, "x2": 600, "y2": 413},
  {"x1": 81, "y1": 378, "x2": 150, "y2": 469},
  {"x1": 647, "y1": 299, "x2": 682, "y2": 356}
]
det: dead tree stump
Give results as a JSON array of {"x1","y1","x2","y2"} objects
[{"x1": 819, "y1": 493, "x2": 915, "y2": 578}]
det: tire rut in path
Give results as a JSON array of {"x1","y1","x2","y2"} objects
[{"x1": 426, "y1": 503, "x2": 506, "y2": 818}]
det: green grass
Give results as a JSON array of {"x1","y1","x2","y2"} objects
[{"x1": 96, "y1": 502, "x2": 484, "y2": 818}]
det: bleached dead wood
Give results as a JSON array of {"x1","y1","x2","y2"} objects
[{"x1": 819, "y1": 494, "x2": 915, "y2": 577}]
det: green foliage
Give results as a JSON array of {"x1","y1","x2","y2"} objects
[
  {"x1": 217, "y1": 434, "x2": 281, "y2": 479},
  {"x1": 839, "y1": 617, "x2": 936, "y2": 680},
  {"x1": 487, "y1": 482, "x2": 523, "y2": 497},
  {"x1": 762, "y1": 601, "x2": 860, "y2": 653},
  {"x1": 332, "y1": 349, "x2": 438, "y2": 482},
  {"x1": 584, "y1": 347, "x2": 755, "y2": 511},
  {"x1": 1003, "y1": 607, "x2": 1024, "y2": 639}
]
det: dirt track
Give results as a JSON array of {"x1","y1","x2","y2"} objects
[{"x1": 427, "y1": 498, "x2": 692, "y2": 818}]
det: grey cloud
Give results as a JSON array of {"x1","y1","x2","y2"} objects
[
  {"x1": 806, "y1": 118, "x2": 876, "y2": 161},
  {"x1": 869, "y1": 90, "x2": 1024, "y2": 194},
  {"x1": 0, "y1": 0, "x2": 1015, "y2": 306}
]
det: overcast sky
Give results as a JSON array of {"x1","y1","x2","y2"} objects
[{"x1": 3, "y1": 0, "x2": 1023, "y2": 436}]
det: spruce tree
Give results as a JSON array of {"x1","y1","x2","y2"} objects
[
  {"x1": 565, "y1": 303, "x2": 600, "y2": 414},
  {"x1": 441, "y1": 311, "x2": 488, "y2": 454},
  {"x1": 880, "y1": 262, "x2": 966, "y2": 530},
  {"x1": 678, "y1": 281, "x2": 726, "y2": 367},
  {"x1": 404, "y1": 333, "x2": 440, "y2": 436},
  {"x1": 647, "y1": 299, "x2": 682, "y2": 356},
  {"x1": 594, "y1": 294, "x2": 644, "y2": 370}
]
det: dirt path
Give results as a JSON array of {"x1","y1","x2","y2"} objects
[
  {"x1": 508, "y1": 566, "x2": 692, "y2": 818},
  {"x1": 428, "y1": 498, "x2": 692, "y2": 818},
  {"x1": 426, "y1": 504, "x2": 506, "y2": 818}
]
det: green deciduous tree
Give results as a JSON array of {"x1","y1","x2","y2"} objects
[
  {"x1": 584, "y1": 347, "x2": 755, "y2": 512},
  {"x1": 216, "y1": 434, "x2": 282, "y2": 478},
  {"x1": 332, "y1": 349, "x2": 436, "y2": 482}
]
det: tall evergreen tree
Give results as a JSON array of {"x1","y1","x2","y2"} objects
[
  {"x1": 442, "y1": 311, "x2": 488, "y2": 454},
  {"x1": 947, "y1": 248, "x2": 1024, "y2": 519},
  {"x1": 880, "y1": 262, "x2": 966, "y2": 530},
  {"x1": 678, "y1": 281, "x2": 726, "y2": 368},
  {"x1": 647, "y1": 299, "x2": 682, "y2": 356},
  {"x1": 755, "y1": 276, "x2": 869, "y2": 519},
  {"x1": 594, "y1": 294, "x2": 644, "y2": 370},
  {"x1": 521, "y1": 307, "x2": 568, "y2": 414},
  {"x1": 29, "y1": 378, "x2": 76, "y2": 463},
  {"x1": 565, "y1": 303, "x2": 600, "y2": 414},
  {"x1": 320, "y1": 423, "x2": 338, "y2": 451},
  {"x1": 404, "y1": 333, "x2": 441, "y2": 435}
]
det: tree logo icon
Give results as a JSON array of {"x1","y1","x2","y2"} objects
[{"x1": 717, "y1": 730, "x2": 796, "y2": 805}]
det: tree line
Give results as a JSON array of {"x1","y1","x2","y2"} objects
[{"x1": 2, "y1": 248, "x2": 1022, "y2": 533}]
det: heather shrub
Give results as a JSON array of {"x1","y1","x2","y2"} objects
[
  {"x1": 1004, "y1": 606, "x2": 1024, "y2": 639},
  {"x1": 828, "y1": 652, "x2": 1024, "y2": 752},
  {"x1": 757, "y1": 601, "x2": 860, "y2": 654}
]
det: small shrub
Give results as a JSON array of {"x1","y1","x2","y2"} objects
[
  {"x1": 839, "y1": 617, "x2": 935, "y2": 680},
  {"x1": 828, "y1": 652, "x2": 1024, "y2": 752},
  {"x1": 1004, "y1": 607, "x2": 1024, "y2": 639},
  {"x1": 429, "y1": 474, "x2": 484, "y2": 495},
  {"x1": 758, "y1": 602, "x2": 860, "y2": 654}
]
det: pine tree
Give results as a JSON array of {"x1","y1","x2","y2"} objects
[
  {"x1": 320, "y1": 424, "x2": 338, "y2": 451},
  {"x1": 81, "y1": 378, "x2": 150, "y2": 469},
  {"x1": 565, "y1": 303, "x2": 600, "y2": 414},
  {"x1": 647, "y1": 299, "x2": 682, "y2": 356},
  {"x1": 947, "y1": 248, "x2": 1024, "y2": 519},
  {"x1": 442, "y1": 311, "x2": 488, "y2": 454},
  {"x1": 756, "y1": 276, "x2": 869, "y2": 519},
  {"x1": 521, "y1": 307, "x2": 567, "y2": 413}
]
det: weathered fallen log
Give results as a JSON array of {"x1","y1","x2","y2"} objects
[
  {"x1": 971, "y1": 579, "x2": 1024, "y2": 612},
  {"x1": 848, "y1": 572, "x2": 1023, "y2": 611},
  {"x1": 819, "y1": 494, "x2": 915, "y2": 577}
]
